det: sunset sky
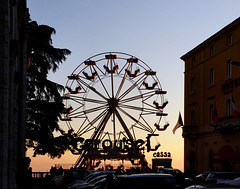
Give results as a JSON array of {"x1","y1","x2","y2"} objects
[{"x1": 26, "y1": 0, "x2": 240, "y2": 172}]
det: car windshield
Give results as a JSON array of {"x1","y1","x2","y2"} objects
[
  {"x1": 89, "y1": 174, "x2": 107, "y2": 184},
  {"x1": 84, "y1": 171, "x2": 114, "y2": 182}
]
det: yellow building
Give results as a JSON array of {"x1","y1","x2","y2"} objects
[{"x1": 181, "y1": 17, "x2": 240, "y2": 175}]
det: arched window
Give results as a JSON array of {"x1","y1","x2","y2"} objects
[{"x1": 226, "y1": 99, "x2": 231, "y2": 117}]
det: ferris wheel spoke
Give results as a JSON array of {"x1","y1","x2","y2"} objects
[
  {"x1": 115, "y1": 75, "x2": 127, "y2": 99},
  {"x1": 77, "y1": 125, "x2": 96, "y2": 136},
  {"x1": 69, "y1": 104, "x2": 107, "y2": 118},
  {"x1": 110, "y1": 60, "x2": 115, "y2": 98},
  {"x1": 115, "y1": 60, "x2": 132, "y2": 99},
  {"x1": 115, "y1": 109, "x2": 135, "y2": 141},
  {"x1": 118, "y1": 103, "x2": 143, "y2": 111},
  {"x1": 119, "y1": 91, "x2": 155, "y2": 105},
  {"x1": 99, "y1": 131, "x2": 111, "y2": 141},
  {"x1": 118, "y1": 83, "x2": 137, "y2": 101},
  {"x1": 70, "y1": 96, "x2": 99, "y2": 105},
  {"x1": 94, "y1": 70, "x2": 111, "y2": 99},
  {"x1": 76, "y1": 118, "x2": 88, "y2": 135},
  {"x1": 119, "y1": 101, "x2": 160, "y2": 115},
  {"x1": 112, "y1": 112, "x2": 116, "y2": 142},
  {"x1": 119, "y1": 94, "x2": 143, "y2": 104},
  {"x1": 76, "y1": 77, "x2": 109, "y2": 101},
  {"x1": 117, "y1": 107, "x2": 153, "y2": 133},
  {"x1": 139, "y1": 115, "x2": 156, "y2": 133},
  {"x1": 61, "y1": 120, "x2": 72, "y2": 131},
  {"x1": 76, "y1": 109, "x2": 108, "y2": 136},
  {"x1": 84, "y1": 97, "x2": 107, "y2": 105},
  {"x1": 117, "y1": 58, "x2": 128, "y2": 74},
  {"x1": 118, "y1": 131, "x2": 128, "y2": 140},
  {"x1": 91, "y1": 110, "x2": 112, "y2": 140},
  {"x1": 76, "y1": 120, "x2": 95, "y2": 136},
  {"x1": 92, "y1": 62, "x2": 105, "y2": 75},
  {"x1": 84, "y1": 104, "x2": 108, "y2": 114},
  {"x1": 118, "y1": 74, "x2": 146, "y2": 101},
  {"x1": 141, "y1": 92, "x2": 156, "y2": 102},
  {"x1": 88, "y1": 86, "x2": 108, "y2": 101},
  {"x1": 67, "y1": 105, "x2": 84, "y2": 117},
  {"x1": 130, "y1": 125, "x2": 137, "y2": 139}
]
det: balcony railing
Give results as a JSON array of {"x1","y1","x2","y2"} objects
[
  {"x1": 182, "y1": 125, "x2": 197, "y2": 138},
  {"x1": 212, "y1": 116, "x2": 240, "y2": 133}
]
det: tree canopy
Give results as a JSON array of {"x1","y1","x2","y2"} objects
[{"x1": 26, "y1": 21, "x2": 72, "y2": 158}]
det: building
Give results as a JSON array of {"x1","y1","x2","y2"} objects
[
  {"x1": 0, "y1": 0, "x2": 29, "y2": 188},
  {"x1": 181, "y1": 17, "x2": 240, "y2": 175}
]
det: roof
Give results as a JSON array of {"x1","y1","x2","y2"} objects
[
  {"x1": 181, "y1": 17, "x2": 240, "y2": 61},
  {"x1": 116, "y1": 173, "x2": 173, "y2": 178}
]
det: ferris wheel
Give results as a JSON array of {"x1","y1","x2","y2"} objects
[{"x1": 61, "y1": 52, "x2": 169, "y2": 167}]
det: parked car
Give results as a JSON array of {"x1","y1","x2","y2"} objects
[
  {"x1": 191, "y1": 171, "x2": 212, "y2": 185},
  {"x1": 115, "y1": 173, "x2": 181, "y2": 189},
  {"x1": 52, "y1": 169, "x2": 91, "y2": 188},
  {"x1": 220, "y1": 177, "x2": 240, "y2": 186},
  {"x1": 157, "y1": 168, "x2": 185, "y2": 187},
  {"x1": 68, "y1": 170, "x2": 115, "y2": 189},
  {"x1": 186, "y1": 184, "x2": 240, "y2": 189},
  {"x1": 70, "y1": 174, "x2": 107, "y2": 189},
  {"x1": 205, "y1": 172, "x2": 240, "y2": 184}
]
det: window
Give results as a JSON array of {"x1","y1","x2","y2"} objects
[
  {"x1": 192, "y1": 57, "x2": 196, "y2": 66},
  {"x1": 227, "y1": 35, "x2": 232, "y2": 46},
  {"x1": 191, "y1": 110, "x2": 195, "y2": 126},
  {"x1": 209, "y1": 68, "x2": 214, "y2": 86},
  {"x1": 226, "y1": 98, "x2": 231, "y2": 117},
  {"x1": 209, "y1": 104, "x2": 213, "y2": 123},
  {"x1": 191, "y1": 78, "x2": 196, "y2": 94},
  {"x1": 209, "y1": 150, "x2": 214, "y2": 170},
  {"x1": 226, "y1": 59, "x2": 232, "y2": 79},
  {"x1": 210, "y1": 46, "x2": 215, "y2": 56}
]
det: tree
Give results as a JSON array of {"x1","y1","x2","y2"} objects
[{"x1": 26, "y1": 21, "x2": 72, "y2": 158}]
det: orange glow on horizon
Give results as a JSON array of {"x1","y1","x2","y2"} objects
[{"x1": 26, "y1": 131, "x2": 184, "y2": 172}]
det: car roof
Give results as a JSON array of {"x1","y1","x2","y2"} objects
[
  {"x1": 159, "y1": 168, "x2": 179, "y2": 170},
  {"x1": 117, "y1": 173, "x2": 174, "y2": 178}
]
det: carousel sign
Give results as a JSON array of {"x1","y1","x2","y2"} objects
[{"x1": 67, "y1": 133, "x2": 159, "y2": 154}]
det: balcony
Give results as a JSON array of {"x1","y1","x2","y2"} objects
[
  {"x1": 182, "y1": 125, "x2": 197, "y2": 139},
  {"x1": 212, "y1": 116, "x2": 240, "y2": 133}
]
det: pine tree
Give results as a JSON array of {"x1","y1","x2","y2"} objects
[{"x1": 26, "y1": 21, "x2": 72, "y2": 158}]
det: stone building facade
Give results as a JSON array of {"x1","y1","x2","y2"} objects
[
  {"x1": 181, "y1": 17, "x2": 240, "y2": 174},
  {"x1": 0, "y1": 0, "x2": 29, "y2": 188}
]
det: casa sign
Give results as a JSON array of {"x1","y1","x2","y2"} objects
[{"x1": 153, "y1": 151, "x2": 171, "y2": 158}]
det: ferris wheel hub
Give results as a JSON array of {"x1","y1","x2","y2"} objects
[{"x1": 108, "y1": 98, "x2": 119, "y2": 111}]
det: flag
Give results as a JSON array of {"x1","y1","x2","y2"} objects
[
  {"x1": 172, "y1": 112, "x2": 184, "y2": 134},
  {"x1": 232, "y1": 95, "x2": 240, "y2": 118},
  {"x1": 212, "y1": 101, "x2": 218, "y2": 123}
]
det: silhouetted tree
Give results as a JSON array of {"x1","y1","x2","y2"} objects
[{"x1": 26, "y1": 21, "x2": 71, "y2": 158}]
